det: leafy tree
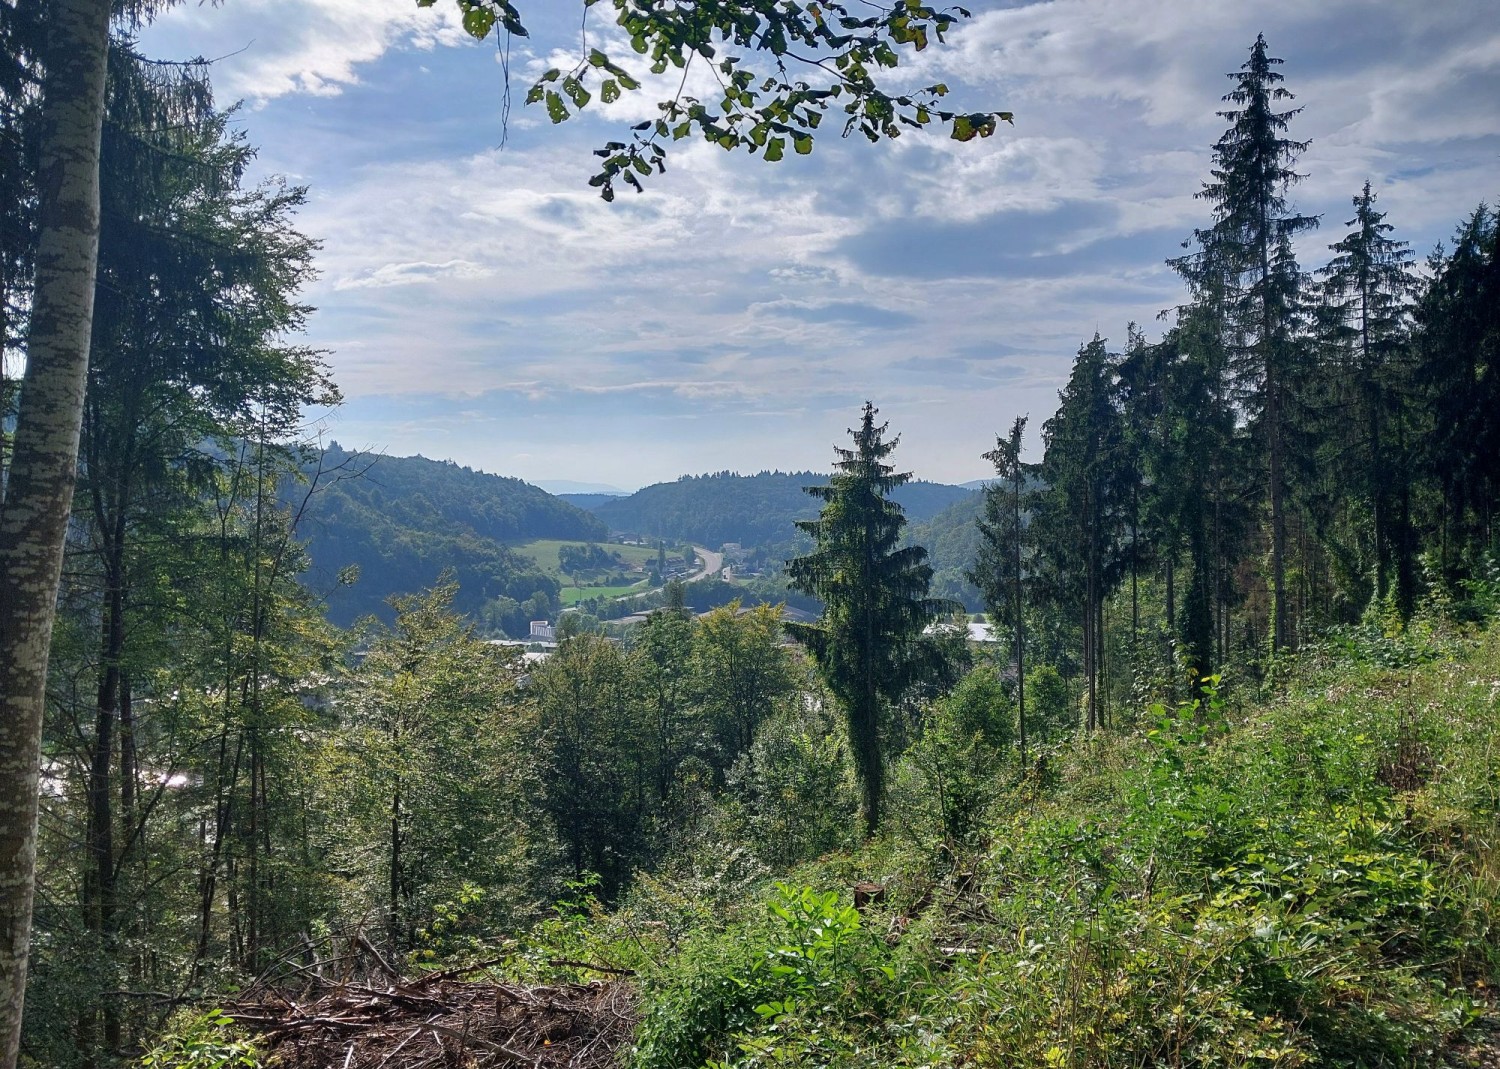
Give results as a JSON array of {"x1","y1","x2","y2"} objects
[
  {"x1": 694, "y1": 601, "x2": 799, "y2": 771},
  {"x1": 785, "y1": 403, "x2": 950, "y2": 834},
  {"x1": 62, "y1": 46, "x2": 333, "y2": 1052},
  {"x1": 1024, "y1": 663, "x2": 1072, "y2": 743},
  {"x1": 0, "y1": 3, "x2": 119, "y2": 1053},
  {"x1": 716, "y1": 693, "x2": 856, "y2": 867},
  {"x1": 530, "y1": 634, "x2": 651, "y2": 899},
  {"x1": 905, "y1": 669, "x2": 1013, "y2": 845},
  {"x1": 335, "y1": 583, "x2": 529, "y2": 952},
  {"x1": 632, "y1": 606, "x2": 698, "y2": 801},
  {"x1": 456, "y1": 1, "x2": 1009, "y2": 200}
]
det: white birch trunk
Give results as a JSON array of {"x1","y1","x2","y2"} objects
[{"x1": 0, "y1": 1, "x2": 111, "y2": 1062}]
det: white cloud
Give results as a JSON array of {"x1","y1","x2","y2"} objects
[
  {"x1": 146, "y1": 0, "x2": 1500, "y2": 484},
  {"x1": 146, "y1": 0, "x2": 468, "y2": 101}
]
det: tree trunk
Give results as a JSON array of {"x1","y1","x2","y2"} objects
[
  {"x1": 0, "y1": 1, "x2": 111, "y2": 1063},
  {"x1": 1013, "y1": 470, "x2": 1026, "y2": 768}
]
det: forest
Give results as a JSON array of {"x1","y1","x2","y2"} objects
[{"x1": 2, "y1": 2, "x2": 1499, "y2": 1068}]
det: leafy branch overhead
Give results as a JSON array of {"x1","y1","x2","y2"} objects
[{"x1": 424, "y1": 0, "x2": 1011, "y2": 200}]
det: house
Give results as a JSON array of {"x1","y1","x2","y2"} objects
[{"x1": 529, "y1": 620, "x2": 556, "y2": 642}]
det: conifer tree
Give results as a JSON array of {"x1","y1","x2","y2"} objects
[
  {"x1": 1316, "y1": 182, "x2": 1416, "y2": 612},
  {"x1": 1188, "y1": 34, "x2": 1317, "y2": 654},
  {"x1": 1414, "y1": 206, "x2": 1500, "y2": 579},
  {"x1": 970, "y1": 416, "x2": 1030, "y2": 764},
  {"x1": 785, "y1": 403, "x2": 948, "y2": 835},
  {"x1": 1031, "y1": 337, "x2": 1127, "y2": 730}
]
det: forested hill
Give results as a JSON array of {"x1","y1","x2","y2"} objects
[
  {"x1": 908, "y1": 490, "x2": 986, "y2": 609},
  {"x1": 294, "y1": 445, "x2": 606, "y2": 625},
  {"x1": 591, "y1": 470, "x2": 974, "y2": 547}
]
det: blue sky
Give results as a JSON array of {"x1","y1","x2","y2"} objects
[{"x1": 140, "y1": 1, "x2": 1500, "y2": 491}]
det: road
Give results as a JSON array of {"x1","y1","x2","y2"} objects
[{"x1": 689, "y1": 546, "x2": 723, "y2": 580}]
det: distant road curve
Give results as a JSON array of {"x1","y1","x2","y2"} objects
[{"x1": 689, "y1": 546, "x2": 724, "y2": 581}]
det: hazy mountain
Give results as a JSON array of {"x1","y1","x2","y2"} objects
[{"x1": 535, "y1": 479, "x2": 633, "y2": 495}]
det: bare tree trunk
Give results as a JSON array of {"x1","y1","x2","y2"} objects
[
  {"x1": 0, "y1": 2, "x2": 111, "y2": 1063},
  {"x1": 1013, "y1": 467, "x2": 1025, "y2": 768}
]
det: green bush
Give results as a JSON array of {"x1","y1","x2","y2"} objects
[
  {"x1": 139, "y1": 1011, "x2": 261, "y2": 1069},
  {"x1": 633, "y1": 883, "x2": 894, "y2": 1069}
]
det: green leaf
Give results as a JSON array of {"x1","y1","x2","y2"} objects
[
  {"x1": 588, "y1": 48, "x2": 609, "y2": 68},
  {"x1": 950, "y1": 115, "x2": 976, "y2": 142},
  {"x1": 545, "y1": 90, "x2": 569, "y2": 124},
  {"x1": 793, "y1": 135, "x2": 813, "y2": 155},
  {"x1": 461, "y1": 7, "x2": 495, "y2": 39},
  {"x1": 600, "y1": 79, "x2": 620, "y2": 104},
  {"x1": 765, "y1": 137, "x2": 785, "y2": 162},
  {"x1": 564, "y1": 78, "x2": 592, "y2": 109}
]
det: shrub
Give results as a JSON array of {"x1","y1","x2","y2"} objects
[{"x1": 139, "y1": 1011, "x2": 261, "y2": 1069}]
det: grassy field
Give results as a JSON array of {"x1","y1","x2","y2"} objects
[
  {"x1": 512, "y1": 539, "x2": 661, "y2": 576},
  {"x1": 559, "y1": 582, "x2": 649, "y2": 607}
]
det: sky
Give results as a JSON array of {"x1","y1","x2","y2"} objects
[{"x1": 138, "y1": 0, "x2": 1500, "y2": 492}]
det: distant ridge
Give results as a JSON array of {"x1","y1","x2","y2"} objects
[
  {"x1": 559, "y1": 492, "x2": 626, "y2": 512},
  {"x1": 535, "y1": 479, "x2": 633, "y2": 495},
  {"x1": 592, "y1": 470, "x2": 973, "y2": 548},
  {"x1": 296, "y1": 445, "x2": 606, "y2": 626}
]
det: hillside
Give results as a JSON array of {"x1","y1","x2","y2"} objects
[
  {"x1": 592, "y1": 470, "x2": 973, "y2": 549},
  {"x1": 907, "y1": 488, "x2": 985, "y2": 609},
  {"x1": 295, "y1": 444, "x2": 606, "y2": 625},
  {"x1": 602, "y1": 623, "x2": 1500, "y2": 1067},
  {"x1": 204, "y1": 618, "x2": 1500, "y2": 1068}
]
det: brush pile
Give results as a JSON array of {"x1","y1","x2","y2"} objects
[{"x1": 227, "y1": 972, "x2": 634, "y2": 1069}]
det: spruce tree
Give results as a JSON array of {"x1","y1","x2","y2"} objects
[
  {"x1": 785, "y1": 403, "x2": 948, "y2": 835},
  {"x1": 1031, "y1": 337, "x2": 1127, "y2": 730},
  {"x1": 1414, "y1": 206, "x2": 1500, "y2": 579},
  {"x1": 1316, "y1": 182, "x2": 1415, "y2": 612},
  {"x1": 970, "y1": 416, "x2": 1030, "y2": 765},
  {"x1": 1188, "y1": 34, "x2": 1318, "y2": 654}
]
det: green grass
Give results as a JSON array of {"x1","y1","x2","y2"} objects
[
  {"x1": 560, "y1": 582, "x2": 649, "y2": 607},
  {"x1": 512, "y1": 539, "x2": 662, "y2": 576}
]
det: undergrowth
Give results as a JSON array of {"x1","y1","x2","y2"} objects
[{"x1": 606, "y1": 628, "x2": 1500, "y2": 1067}]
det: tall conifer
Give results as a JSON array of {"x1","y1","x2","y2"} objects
[
  {"x1": 785, "y1": 403, "x2": 948, "y2": 834},
  {"x1": 971, "y1": 416, "x2": 1030, "y2": 764},
  {"x1": 1186, "y1": 34, "x2": 1317, "y2": 654},
  {"x1": 1316, "y1": 182, "x2": 1415, "y2": 612}
]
